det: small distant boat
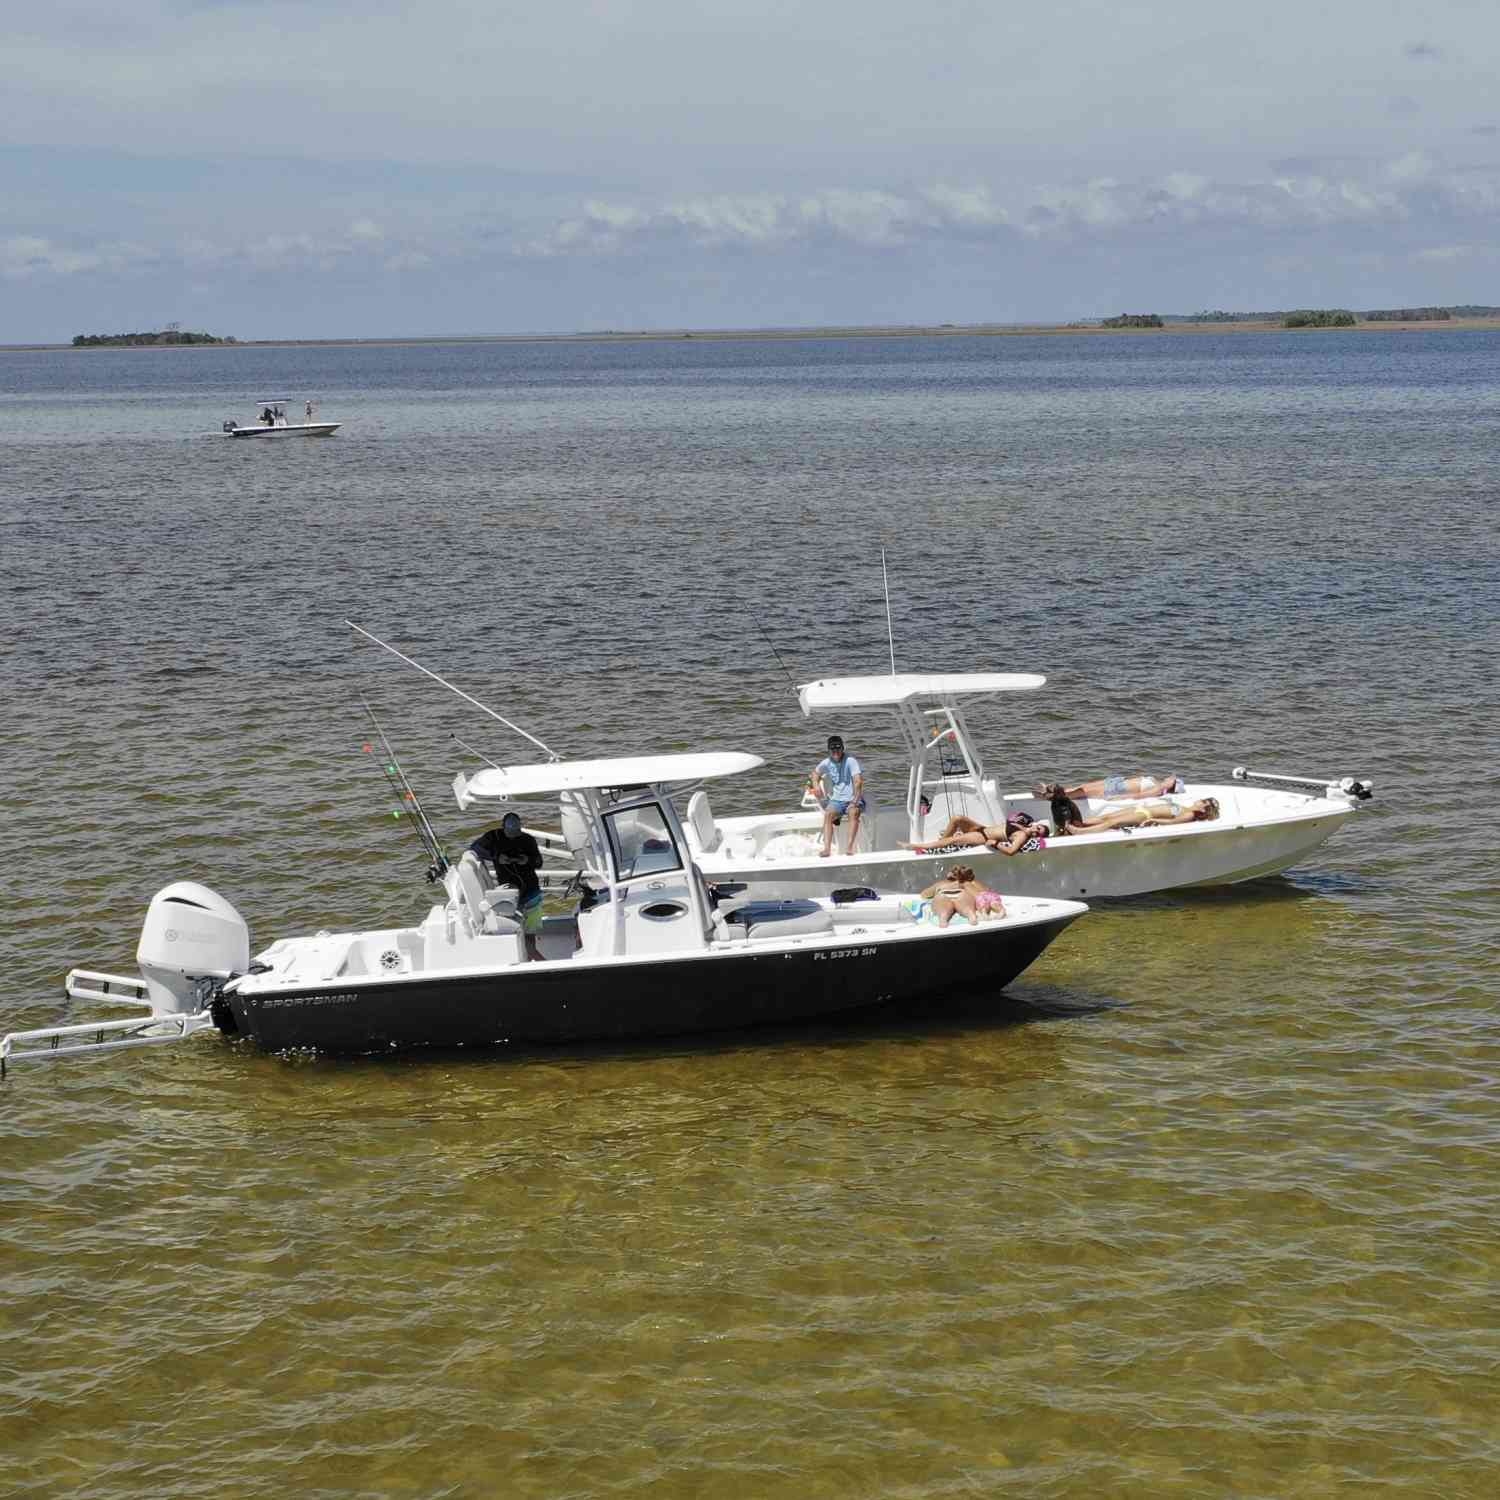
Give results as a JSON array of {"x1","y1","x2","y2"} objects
[{"x1": 222, "y1": 398, "x2": 340, "y2": 438}]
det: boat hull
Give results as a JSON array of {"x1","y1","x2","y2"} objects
[
  {"x1": 228, "y1": 423, "x2": 341, "y2": 438},
  {"x1": 701, "y1": 802, "x2": 1355, "y2": 902},
  {"x1": 221, "y1": 911, "x2": 1081, "y2": 1056}
]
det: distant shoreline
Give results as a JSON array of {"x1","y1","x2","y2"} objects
[{"x1": 7, "y1": 317, "x2": 1500, "y2": 354}]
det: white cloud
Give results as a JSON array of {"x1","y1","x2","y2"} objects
[
  {"x1": 511, "y1": 154, "x2": 1500, "y2": 263},
  {"x1": 0, "y1": 234, "x2": 161, "y2": 277},
  {"x1": 13, "y1": 150, "x2": 1500, "y2": 308}
]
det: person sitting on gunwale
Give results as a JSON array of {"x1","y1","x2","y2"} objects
[{"x1": 809, "y1": 734, "x2": 866, "y2": 858}]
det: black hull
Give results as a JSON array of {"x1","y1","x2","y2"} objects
[{"x1": 222, "y1": 915, "x2": 1079, "y2": 1056}]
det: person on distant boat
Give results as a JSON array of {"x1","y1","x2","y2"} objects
[
  {"x1": 1033, "y1": 772, "x2": 1186, "y2": 801},
  {"x1": 305, "y1": 400, "x2": 315, "y2": 421},
  {"x1": 899, "y1": 811, "x2": 1049, "y2": 854},
  {"x1": 261, "y1": 406, "x2": 275, "y2": 426},
  {"x1": 1052, "y1": 794, "x2": 1220, "y2": 835},
  {"x1": 469, "y1": 811, "x2": 545, "y2": 961},
  {"x1": 810, "y1": 734, "x2": 865, "y2": 857}
]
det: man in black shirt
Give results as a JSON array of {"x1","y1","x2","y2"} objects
[{"x1": 469, "y1": 811, "x2": 545, "y2": 961}]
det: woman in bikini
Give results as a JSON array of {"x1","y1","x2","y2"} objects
[
  {"x1": 1033, "y1": 771, "x2": 1186, "y2": 801},
  {"x1": 898, "y1": 812, "x2": 1050, "y2": 855},
  {"x1": 906, "y1": 866, "x2": 1006, "y2": 926},
  {"x1": 1052, "y1": 794, "x2": 1220, "y2": 835}
]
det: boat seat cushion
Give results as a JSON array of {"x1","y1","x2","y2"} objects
[
  {"x1": 685, "y1": 790, "x2": 722, "y2": 853},
  {"x1": 726, "y1": 900, "x2": 836, "y2": 941}
]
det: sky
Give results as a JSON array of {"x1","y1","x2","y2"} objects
[{"x1": 4, "y1": 0, "x2": 1500, "y2": 342}]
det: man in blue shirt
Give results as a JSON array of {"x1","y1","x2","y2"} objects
[{"x1": 810, "y1": 734, "x2": 866, "y2": 857}]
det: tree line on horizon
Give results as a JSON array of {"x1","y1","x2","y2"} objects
[
  {"x1": 72, "y1": 330, "x2": 234, "y2": 347},
  {"x1": 1178, "y1": 306, "x2": 1481, "y2": 324}
]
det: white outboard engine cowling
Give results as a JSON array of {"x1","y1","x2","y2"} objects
[{"x1": 136, "y1": 882, "x2": 251, "y2": 1015}]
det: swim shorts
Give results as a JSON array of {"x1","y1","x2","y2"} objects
[
  {"x1": 826, "y1": 797, "x2": 867, "y2": 817},
  {"x1": 520, "y1": 890, "x2": 544, "y2": 934}
]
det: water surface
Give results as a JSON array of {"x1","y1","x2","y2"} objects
[{"x1": 2, "y1": 331, "x2": 1497, "y2": 1496}]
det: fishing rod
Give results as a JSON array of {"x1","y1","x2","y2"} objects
[
  {"x1": 347, "y1": 621, "x2": 560, "y2": 761},
  {"x1": 359, "y1": 693, "x2": 449, "y2": 882},
  {"x1": 751, "y1": 613, "x2": 801, "y2": 702}
]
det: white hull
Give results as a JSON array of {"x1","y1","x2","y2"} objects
[
  {"x1": 228, "y1": 422, "x2": 340, "y2": 438},
  {"x1": 694, "y1": 783, "x2": 1358, "y2": 901}
]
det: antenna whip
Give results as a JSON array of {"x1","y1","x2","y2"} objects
[
  {"x1": 882, "y1": 547, "x2": 896, "y2": 675},
  {"x1": 348, "y1": 621, "x2": 559, "y2": 760}
]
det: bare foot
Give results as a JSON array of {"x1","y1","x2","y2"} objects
[{"x1": 819, "y1": 848, "x2": 831, "y2": 858}]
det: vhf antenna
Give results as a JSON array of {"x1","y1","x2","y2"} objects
[
  {"x1": 348, "y1": 621, "x2": 560, "y2": 760},
  {"x1": 359, "y1": 693, "x2": 449, "y2": 882}
]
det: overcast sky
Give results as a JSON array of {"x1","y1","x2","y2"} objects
[{"x1": 4, "y1": 0, "x2": 1500, "y2": 341}]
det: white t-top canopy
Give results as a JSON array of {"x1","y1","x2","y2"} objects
[
  {"x1": 455, "y1": 751, "x2": 765, "y2": 808},
  {"x1": 798, "y1": 672, "x2": 1046, "y2": 714}
]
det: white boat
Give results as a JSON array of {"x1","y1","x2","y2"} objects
[
  {"x1": 222, "y1": 397, "x2": 340, "y2": 438},
  {"x1": 681, "y1": 673, "x2": 1373, "y2": 902},
  {"x1": 2, "y1": 749, "x2": 1086, "y2": 1070}
]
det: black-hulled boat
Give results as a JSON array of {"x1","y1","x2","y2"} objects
[{"x1": 7, "y1": 752, "x2": 1085, "y2": 1068}]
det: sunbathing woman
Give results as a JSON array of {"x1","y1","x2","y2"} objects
[
  {"x1": 1052, "y1": 794, "x2": 1220, "y2": 835},
  {"x1": 1033, "y1": 771, "x2": 1186, "y2": 801},
  {"x1": 899, "y1": 812, "x2": 1049, "y2": 855},
  {"x1": 905, "y1": 866, "x2": 1005, "y2": 926},
  {"x1": 947, "y1": 865, "x2": 1006, "y2": 920}
]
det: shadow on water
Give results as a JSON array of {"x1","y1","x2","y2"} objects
[{"x1": 1100, "y1": 870, "x2": 1376, "y2": 912}]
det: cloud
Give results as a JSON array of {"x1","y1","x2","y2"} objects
[
  {"x1": 514, "y1": 154, "x2": 1500, "y2": 262},
  {"x1": 16, "y1": 151, "x2": 1500, "y2": 293},
  {"x1": 0, "y1": 234, "x2": 160, "y2": 277},
  {"x1": 1416, "y1": 244, "x2": 1473, "y2": 262},
  {"x1": 1403, "y1": 41, "x2": 1442, "y2": 60}
]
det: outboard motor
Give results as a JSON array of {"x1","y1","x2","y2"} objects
[{"x1": 136, "y1": 882, "x2": 250, "y2": 1015}]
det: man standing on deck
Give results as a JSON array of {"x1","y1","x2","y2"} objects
[
  {"x1": 469, "y1": 811, "x2": 545, "y2": 961},
  {"x1": 810, "y1": 734, "x2": 866, "y2": 857}
]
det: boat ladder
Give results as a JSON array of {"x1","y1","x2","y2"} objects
[{"x1": 0, "y1": 968, "x2": 216, "y2": 1076}]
